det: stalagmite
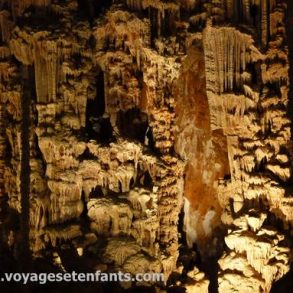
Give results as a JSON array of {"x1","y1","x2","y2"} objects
[{"x1": 0, "y1": 1, "x2": 292, "y2": 293}]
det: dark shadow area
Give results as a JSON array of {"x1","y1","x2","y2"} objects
[
  {"x1": 4, "y1": 136, "x2": 12, "y2": 168},
  {"x1": 145, "y1": 126, "x2": 156, "y2": 153},
  {"x1": 86, "y1": 69, "x2": 105, "y2": 122},
  {"x1": 263, "y1": 210, "x2": 287, "y2": 233},
  {"x1": 205, "y1": 257, "x2": 219, "y2": 293},
  {"x1": 78, "y1": 147, "x2": 98, "y2": 161},
  {"x1": 80, "y1": 191, "x2": 90, "y2": 234},
  {"x1": 177, "y1": 206, "x2": 187, "y2": 247},
  {"x1": 85, "y1": 68, "x2": 114, "y2": 143},
  {"x1": 86, "y1": 116, "x2": 114, "y2": 143},
  {"x1": 136, "y1": 166, "x2": 154, "y2": 190},
  {"x1": 89, "y1": 186, "x2": 104, "y2": 199},
  {"x1": 246, "y1": 62, "x2": 260, "y2": 86},
  {"x1": 161, "y1": 10, "x2": 176, "y2": 38},
  {"x1": 230, "y1": 0, "x2": 244, "y2": 24},
  {"x1": 149, "y1": 7, "x2": 158, "y2": 46},
  {"x1": 117, "y1": 108, "x2": 148, "y2": 144},
  {"x1": 271, "y1": 263, "x2": 293, "y2": 293},
  {"x1": 17, "y1": 7, "x2": 61, "y2": 29},
  {"x1": 250, "y1": 4, "x2": 258, "y2": 27},
  {"x1": 77, "y1": 0, "x2": 113, "y2": 23}
]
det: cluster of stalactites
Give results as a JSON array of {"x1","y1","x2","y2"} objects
[
  {"x1": 9, "y1": 34, "x2": 59, "y2": 103},
  {"x1": 33, "y1": 40, "x2": 59, "y2": 103},
  {"x1": 225, "y1": 0, "x2": 274, "y2": 19},
  {"x1": 224, "y1": 0, "x2": 276, "y2": 46},
  {"x1": 124, "y1": 0, "x2": 180, "y2": 40},
  {"x1": 203, "y1": 25, "x2": 261, "y2": 94}
]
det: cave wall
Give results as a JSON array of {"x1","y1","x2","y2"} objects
[{"x1": 0, "y1": 0, "x2": 292, "y2": 292}]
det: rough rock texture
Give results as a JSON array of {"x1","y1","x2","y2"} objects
[{"x1": 0, "y1": 0, "x2": 293, "y2": 292}]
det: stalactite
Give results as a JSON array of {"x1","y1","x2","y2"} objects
[
  {"x1": 203, "y1": 26, "x2": 261, "y2": 94},
  {"x1": 32, "y1": 40, "x2": 59, "y2": 103},
  {"x1": 34, "y1": 46, "x2": 47, "y2": 103}
]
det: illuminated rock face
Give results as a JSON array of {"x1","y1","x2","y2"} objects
[{"x1": 0, "y1": 0, "x2": 293, "y2": 292}]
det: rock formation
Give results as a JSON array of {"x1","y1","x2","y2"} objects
[{"x1": 0, "y1": 0, "x2": 293, "y2": 292}]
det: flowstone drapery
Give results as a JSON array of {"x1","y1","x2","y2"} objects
[{"x1": 0, "y1": 1, "x2": 292, "y2": 292}]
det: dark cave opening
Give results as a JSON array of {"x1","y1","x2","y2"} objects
[
  {"x1": 265, "y1": 212, "x2": 286, "y2": 231},
  {"x1": 80, "y1": 191, "x2": 92, "y2": 238},
  {"x1": 77, "y1": 0, "x2": 113, "y2": 22},
  {"x1": 117, "y1": 108, "x2": 148, "y2": 144},
  {"x1": 77, "y1": 0, "x2": 89, "y2": 15},
  {"x1": 145, "y1": 126, "x2": 156, "y2": 153},
  {"x1": 4, "y1": 137, "x2": 12, "y2": 168},
  {"x1": 254, "y1": 156, "x2": 268, "y2": 172},
  {"x1": 17, "y1": 6, "x2": 61, "y2": 29},
  {"x1": 86, "y1": 115, "x2": 114, "y2": 143},
  {"x1": 142, "y1": 171, "x2": 153, "y2": 189},
  {"x1": 86, "y1": 68, "x2": 105, "y2": 121},
  {"x1": 250, "y1": 4, "x2": 258, "y2": 27},
  {"x1": 81, "y1": 191, "x2": 88, "y2": 217},
  {"x1": 231, "y1": 0, "x2": 244, "y2": 23},
  {"x1": 149, "y1": 7, "x2": 158, "y2": 46},
  {"x1": 223, "y1": 174, "x2": 231, "y2": 180},
  {"x1": 246, "y1": 62, "x2": 259, "y2": 86},
  {"x1": 89, "y1": 186, "x2": 104, "y2": 199},
  {"x1": 271, "y1": 262, "x2": 293, "y2": 293},
  {"x1": 265, "y1": 81, "x2": 282, "y2": 97},
  {"x1": 34, "y1": 133, "x2": 47, "y2": 174},
  {"x1": 78, "y1": 147, "x2": 98, "y2": 161},
  {"x1": 136, "y1": 166, "x2": 154, "y2": 190},
  {"x1": 176, "y1": 205, "x2": 189, "y2": 252},
  {"x1": 85, "y1": 69, "x2": 114, "y2": 143},
  {"x1": 161, "y1": 10, "x2": 175, "y2": 38}
]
